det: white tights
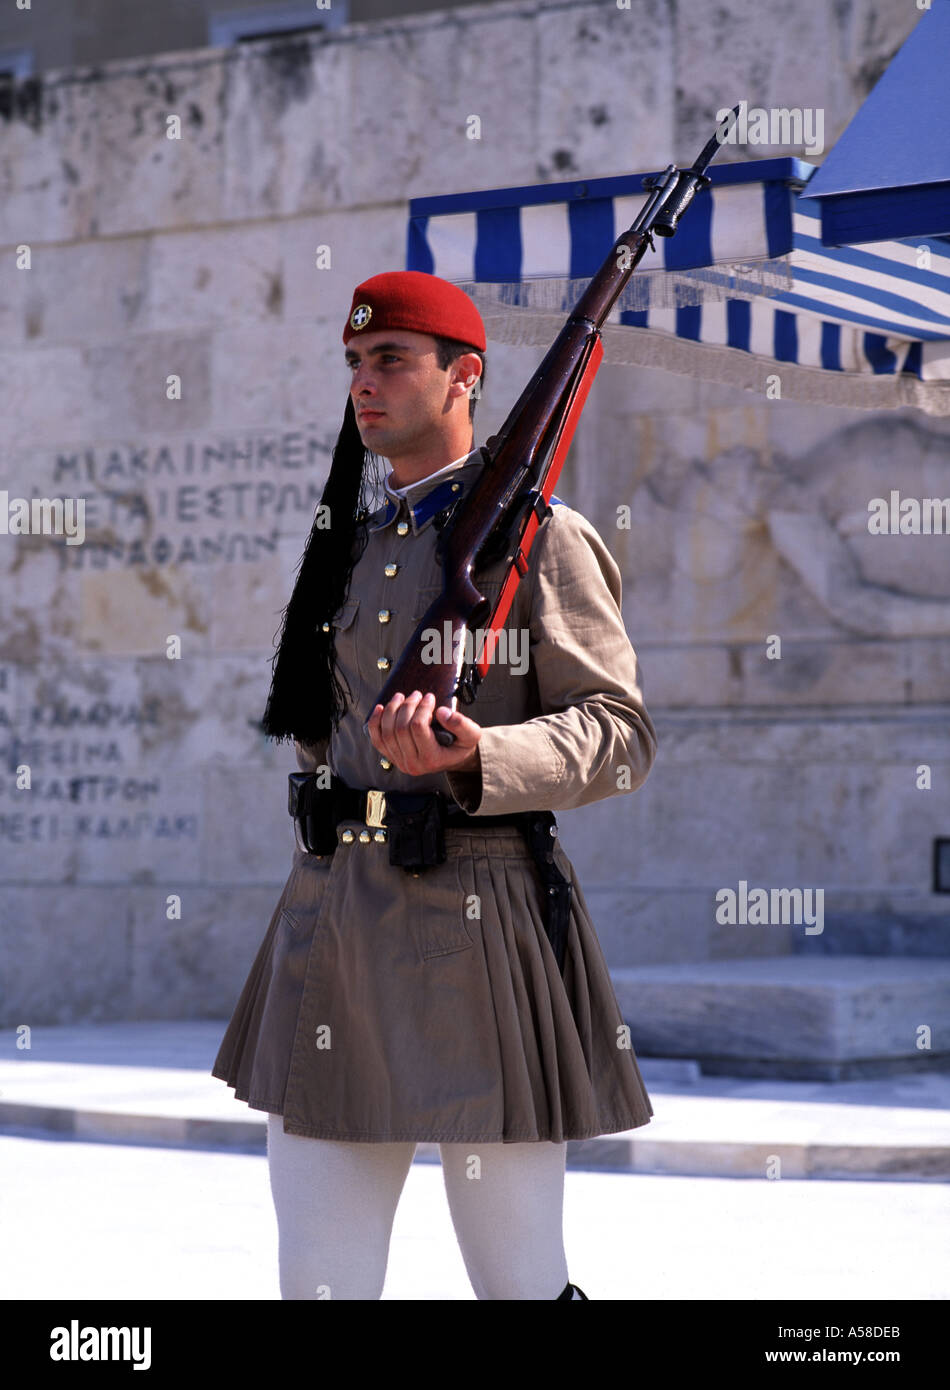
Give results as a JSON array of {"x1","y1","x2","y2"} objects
[{"x1": 266, "y1": 1113, "x2": 573, "y2": 1300}]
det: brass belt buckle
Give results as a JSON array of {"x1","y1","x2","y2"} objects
[{"x1": 366, "y1": 789, "x2": 386, "y2": 829}]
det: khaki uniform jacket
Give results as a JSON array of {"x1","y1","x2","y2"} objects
[{"x1": 212, "y1": 446, "x2": 658, "y2": 1142}]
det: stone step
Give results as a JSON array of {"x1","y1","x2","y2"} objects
[
  {"x1": 3, "y1": 1023, "x2": 950, "y2": 1180},
  {"x1": 612, "y1": 955, "x2": 950, "y2": 1081}
]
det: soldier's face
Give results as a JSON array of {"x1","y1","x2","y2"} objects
[{"x1": 344, "y1": 329, "x2": 459, "y2": 457}]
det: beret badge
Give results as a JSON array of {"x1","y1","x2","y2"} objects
[{"x1": 349, "y1": 303, "x2": 373, "y2": 331}]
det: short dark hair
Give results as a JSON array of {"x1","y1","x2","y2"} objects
[{"x1": 432, "y1": 335, "x2": 486, "y2": 422}]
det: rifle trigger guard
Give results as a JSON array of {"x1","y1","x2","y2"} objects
[{"x1": 457, "y1": 664, "x2": 482, "y2": 705}]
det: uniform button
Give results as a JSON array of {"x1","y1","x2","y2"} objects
[
  {"x1": 380, "y1": 757, "x2": 392, "y2": 770},
  {"x1": 341, "y1": 829, "x2": 355, "y2": 843},
  {"x1": 396, "y1": 521, "x2": 409, "y2": 536},
  {"x1": 378, "y1": 609, "x2": 391, "y2": 623},
  {"x1": 384, "y1": 563, "x2": 398, "y2": 578},
  {"x1": 373, "y1": 829, "x2": 387, "y2": 843},
  {"x1": 359, "y1": 829, "x2": 371, "y2": 843},
  {"x1": 320, "y1": 621, "x2": 330, "y2": 632},
  {"x1": 377, "y1": 657, "x2": 391, "y2": 671},
  {"x1": 451, "y1": 482, "x2": 461, "y2": 491}
]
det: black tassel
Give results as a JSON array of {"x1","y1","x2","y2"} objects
[{"x1": 259, "y1": 395, "x2": 384, "y2": 746}]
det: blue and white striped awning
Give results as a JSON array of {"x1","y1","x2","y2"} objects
[
  {"x1": 407, "y1": 158, "x2": 950, "y2": 414},
  {"x1": 800, "y1": 2, "x2": 950, "y2": 246}
]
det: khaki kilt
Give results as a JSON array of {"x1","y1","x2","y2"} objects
[{"x1": 212, "y1": 823, "x2": 653, "y2": 1142}]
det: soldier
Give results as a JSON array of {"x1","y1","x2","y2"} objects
[{"x1": 212, "y1": 270, "x2": 658, "y2": 1300}]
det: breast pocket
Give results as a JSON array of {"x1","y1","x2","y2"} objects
[
  {"x1": 411, "y1": 587, "x2": 445, "y2": 624},
  {"x1": 330, "y1": 595, "x2": 362, "y2": 689}
]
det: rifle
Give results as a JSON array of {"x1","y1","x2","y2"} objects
[{"x1": 363, "y1": 108, "x2": 740, "y2": 747}]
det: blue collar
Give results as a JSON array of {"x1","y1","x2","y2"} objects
[
  {"x1": 364, "y1": 453, "x2": 568, "y2": 537},
  {"x1": 367, "y1": 453, "x2": 485, "y2": 536}
]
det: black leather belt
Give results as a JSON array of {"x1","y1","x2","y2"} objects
[{"x1": 287, "y1": 772, "x2": 572, "y2": 973}]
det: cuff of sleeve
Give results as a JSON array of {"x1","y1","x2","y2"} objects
[
  {"x1": 445, "y1": 724, "x2": 564, "y2": 815},
  {"x1": 445, "y1": 754, "x2": 483, "y2": 813}
]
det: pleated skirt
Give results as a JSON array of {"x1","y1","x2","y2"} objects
[{"x1": 212, "y1": 821, "x2": 653, "y2": 1142}]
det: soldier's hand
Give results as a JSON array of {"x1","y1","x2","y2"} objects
[{"x1": 367, "y1": 691, "x2": 482, "y2": 776}]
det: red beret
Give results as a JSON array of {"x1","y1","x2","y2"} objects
[{"x1": 342, "y1": 270, "x2": 486, "y2": 351}]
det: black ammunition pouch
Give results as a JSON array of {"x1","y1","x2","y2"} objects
[
  {"x1": 287, "y1": 771, "x2": 338, "y2": 856},
  {"x1": 383, "y1": 790, "x2": 448, "y2": 873}
]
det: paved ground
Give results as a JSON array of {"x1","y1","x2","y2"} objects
[
  {"x1": 2, "y1": 1130, "x2": 948, "y2": 1301},
  {"x1": 1, "y1": 1021, "x2": 948, "y2": 1301}
]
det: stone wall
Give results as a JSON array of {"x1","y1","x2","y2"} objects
[{"x1": 0, "y1": 0, "x2": 944, "y2": 1025}]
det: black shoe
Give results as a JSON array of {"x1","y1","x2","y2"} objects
[{"x1": 555, "y1": 1281, "x2": 589, "y2": 1300}]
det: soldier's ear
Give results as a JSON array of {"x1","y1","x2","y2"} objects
[{"x1": 451, "y1": 350, "x2": 483, "y2": 394}]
